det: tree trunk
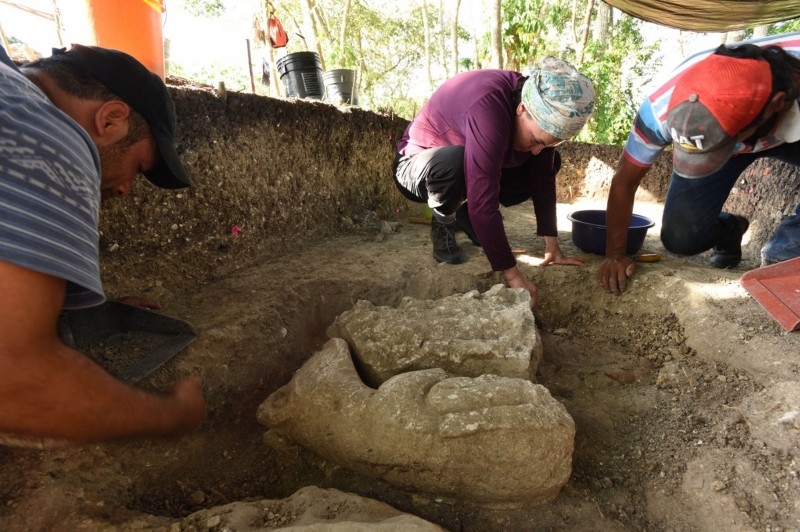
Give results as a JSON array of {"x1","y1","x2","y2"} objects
[
  {"x1": 571, "y1": 0, "x2": 579, "y2": 44},
  {"x1": 339, "y1": 0, "x2": 352, "y2": 67},
  {"x1": 472, "y1": 0, "x2": 481, "y2": 69},
  {"x1": 490, "y1": 0, "x2": 502, "y2": 69},
  {"x1": 753, "y1": 24, "x2": 771, "y2": 38},
  {"x1": 311, "y1": 7, "x2": 330, "y2": 46},
  {"x1": 577, "y1": 0, "x2": 595, "y2": 65},
  {"x1": 299, "y1": 0, "x2": 324, "y2": 69},
  {"x1": 312, "y1": 1, "x2": 331, "y2": 37},
  {"x1": 422, "y1": 0, "x2": 433, "y2": 91},
  {"x1": 594, "y1": 1, "x2": 611, "y2": 53},
  {"x1": 450, "y1": 0, "x2": 461, "y2": 75},
  {"x1": 724, "y1": 30, "x2": 746, "y2": 44},
  {"x1": 439, "y1": 0, "x2": 448, "y2": 78},
  {"x1": 51, "y1": 0, "x2": 65, "y2": 46}
]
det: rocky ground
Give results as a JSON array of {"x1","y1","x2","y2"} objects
[{"x1": 0, "y1": 197, "x2": 798, "y2": 532}]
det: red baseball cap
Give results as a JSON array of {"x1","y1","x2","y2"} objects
[{"x1": 666, "y1": 53, "x2": 772, "y2": 179}]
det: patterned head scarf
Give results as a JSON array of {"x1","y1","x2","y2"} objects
[{"x1": 521, "y1": 58, "x2": 595, "y2": 140}]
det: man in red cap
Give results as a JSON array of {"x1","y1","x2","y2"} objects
[
  {"x1": 0, "y1": 44, "x2": 206, "y2": 445},
  {"x1": 599, "y1": 33, "x2": 800, "y2": 295}
]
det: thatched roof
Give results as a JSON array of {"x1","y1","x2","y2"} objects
[{"x1": 604, "y1": 0, "x2": 800, "y2": 32}]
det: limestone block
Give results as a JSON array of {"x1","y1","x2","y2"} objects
[
  {"x1": 258, "y1": 338, "x2": 575, "y2": 508},
  {"x1": 174, "y1": 486, "x2": 445, "y2": 531},
  {"x1": 326, "y1": 284, "x2": 543, "y2": 387}
]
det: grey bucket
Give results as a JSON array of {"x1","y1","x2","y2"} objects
[{"x1": 322, "y1": 69, "x2": 359, "y2": 105}]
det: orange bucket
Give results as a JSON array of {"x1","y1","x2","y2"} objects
[{"x1": 60, "y1": 0, "x2": 166, "y2": 79}]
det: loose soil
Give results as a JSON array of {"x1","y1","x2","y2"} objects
[{"x1": 0, "y1": 199, "x2": 798, "y2": 532}]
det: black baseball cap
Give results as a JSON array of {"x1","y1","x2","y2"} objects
[{"x1": 53, "y1": 45, "x2": 190, "y2": 189}]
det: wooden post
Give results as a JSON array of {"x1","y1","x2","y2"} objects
[
  {"x1": 246, "y1": 38, "x2": 256, "y2": 93},
  {"x1": 0, "y1": 21, "x2": 10, "y2": 56}
]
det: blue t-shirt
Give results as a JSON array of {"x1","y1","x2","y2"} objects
[{"x1": 0, "y1": 47, "x2": 105, "y2": 309}]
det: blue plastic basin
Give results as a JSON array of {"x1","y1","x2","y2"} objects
[{"x1": 567, "y1": 210, "x2": 655, "y2": 255}]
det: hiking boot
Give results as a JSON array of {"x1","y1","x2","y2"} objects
[
  {"x1": 431, "y1": 218, "x2": 462, "y2": 264},
  {"x1": 455, "y1": 203, "x2": 481, "y2": 246},
  {"x1": 710, "y1": 215, "x2": 750, "y2": 269}
]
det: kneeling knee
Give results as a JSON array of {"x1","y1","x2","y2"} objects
[{"x1": 661, "y1": 227, "x2": 703, "y2": 256}]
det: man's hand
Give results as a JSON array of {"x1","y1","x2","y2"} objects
[
  {"x1": 541, "y1": 236, "x2": 588, "y2": 267},
  {"x1": 115, "y1": 296, "x2": 162, "y2": 309},
  {"x1": 162, "y1": 377, "x2": 206, "y2": 436},
  {"x1": 503, "y1": 265, "x2": 539, "y2": 311},
  {"x1": 0, "y1": 260, "x2": 206, "y2": 443},
  {"x1": 598, "y1": 255, "x2": 636, "y2": 294},
  {"x1": 602, "y1": 156, "x2": 651, "y2": 293}
]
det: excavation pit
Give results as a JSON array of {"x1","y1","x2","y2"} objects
[{"x1": 1, "y1": 88, "x2": 798, "y2": 532}]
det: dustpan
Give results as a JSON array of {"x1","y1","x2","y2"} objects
[
  {"x1": 740, "y1": 256, "x2": 800, "y2": 332},
  {"x1": 58, "y1": 301, "x2": 197, "y2": 383}
]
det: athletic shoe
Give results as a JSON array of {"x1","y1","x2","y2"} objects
[{"x1": 431, "y1": 218, "x2": 462, "y2": 264}]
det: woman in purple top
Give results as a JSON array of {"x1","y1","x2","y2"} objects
[{"x1": 393, "y1": 58, "x2": 595, "y2": 310}]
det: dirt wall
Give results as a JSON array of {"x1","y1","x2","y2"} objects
[
  {"x1": 98, "y1": 88, "x2": 410, "y2": 299},
  {"x1": 97, "y1": 87, "x2": 795, "y2": 299},
  {"x1": 557, "y1": 141, "x2": 673, "y2": 204},
  {"x1": 722, "y1": 158, "x2": 800, "y2": 263}
]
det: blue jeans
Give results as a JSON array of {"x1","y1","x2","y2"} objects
[{"x1": 661, "y1": 140, "x2": 800, "y2": 263}]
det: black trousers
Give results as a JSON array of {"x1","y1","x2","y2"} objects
[{"x1": 392, "y1": 146, "x2": 561, "y2": 219}]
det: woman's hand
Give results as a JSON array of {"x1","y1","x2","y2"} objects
[{"x1": 541, "y1": 236, "x2": 587, "y2": 267}]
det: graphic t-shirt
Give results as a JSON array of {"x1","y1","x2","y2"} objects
[{"x1": 624, "y1": 32, "x2": 800, "y2": 168}]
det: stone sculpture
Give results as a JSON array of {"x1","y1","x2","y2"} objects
[
  {"x1": 258, "y1": 338, "x2": 574, "y2": 508},
  {"x1": 326, "y1": 284, "x2": 543, "y2": 387}
]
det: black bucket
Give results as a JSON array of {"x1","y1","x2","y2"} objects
[
  {"x1": 322, "y1": 69, "x2": 359, "y2": 106},
  {"x1": 276, "y1": 52, "x2": 324, "y2": 99}
]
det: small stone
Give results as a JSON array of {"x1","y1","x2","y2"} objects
[
  {"x1": 601, "y1": 477, "x2": 613, "y2": 488},
  {"x1": 186, "y1": 490, "x2": 205, "y2": 505},
  {"x1": 206, "y1": 515, "x2": 221, "y2": 528},
  {"x1": 712, "y1": 480, "x2": 726, "y2": 491},
  {"x1": 171, "y1": 224, "x2": 178, "y2": 231},
  {"x1": 108, "y1": 243, "x2": 119, "y2": 252},
  {"x1": 380, "y1": 221, "x2": 399, "y2": 234}
]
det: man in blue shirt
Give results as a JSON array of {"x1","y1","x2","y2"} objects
[{"x1": 0, "y1": 45, "x2": 205, "y2": 445}]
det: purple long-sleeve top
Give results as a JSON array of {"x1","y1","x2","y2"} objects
[{"x1": 397, "y1": 70, "x2": 558, "y2": 271}]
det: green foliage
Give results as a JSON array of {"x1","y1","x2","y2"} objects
[
  {"x1": 180, "y1": 0, "x2": 226, "y2": 18},
  {"x1": 770, "y1": 18, "x2": 800, "y2": 34},
  {"x1": 493, "y1": 0, "x2": 659, "y2": 145},
  {"x1": 268, "y1": 0, "x2": 431, "y2": 118},
  {"x1": 575, "y1": 14, "x2": 660, "y2": 146},
  {"x1": 167, "y1": 0, "x2": 660, "y2": 138},
  {"x1": 501, "y1": 0, "x2": 571, "y2": 70}
]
